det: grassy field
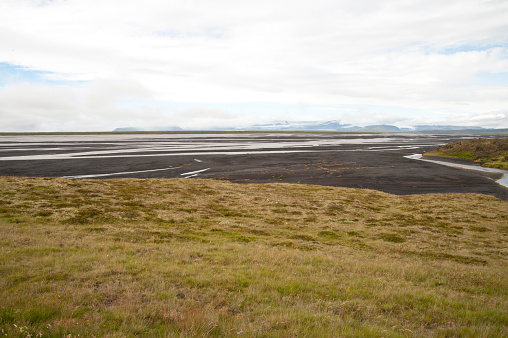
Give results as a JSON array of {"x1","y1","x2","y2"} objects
[
  {"x1": 424, "y1": 138, "x2": 508, "y2": 169},
  {"x1": 0, "y1": 177, "x2": 507, "y2": 337}
]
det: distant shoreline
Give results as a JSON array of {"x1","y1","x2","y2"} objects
[{"x1": 1, "y1": 130, "x2": 507, "y2": 136}]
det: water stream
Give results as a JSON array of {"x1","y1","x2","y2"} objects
[{"x1": 405, "y1": 154, "x2": 508, "y2": 189}]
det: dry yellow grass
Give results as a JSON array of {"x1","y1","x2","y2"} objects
[{"x1": 0, "y1": 177, "x2": 507, "y2": 337}]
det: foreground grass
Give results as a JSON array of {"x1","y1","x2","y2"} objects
[
  {"x1": 0, "y1": 177, "x2": 507, "y2": 337},
  {"x1": 424, "y1": 137, "x2": 508, "y2": 169}
]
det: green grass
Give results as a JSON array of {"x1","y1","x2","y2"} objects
[
  {"x1": 424, "y1": 137, "x2": 508, "y2": 169},
  {"x1": 0, "y1": 177, "x2": 507, "y2": 337}
]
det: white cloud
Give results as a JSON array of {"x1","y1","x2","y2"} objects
[
  {"x1": 171, "y1": 107, "x2": 258, "y2": 130},
  {"x1": 0, "y1": 81, "x2": 160, "y2": 131},
  {"x1": 1, "y1": 0, "x2": 508, "y2": 130},
  {"x1": 82, "y1": 78, "x2": 152, "y2": 109}
]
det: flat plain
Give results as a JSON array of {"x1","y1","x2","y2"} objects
[{"x1": 1, "y1": 132, "x2": 507, "y2": 199}]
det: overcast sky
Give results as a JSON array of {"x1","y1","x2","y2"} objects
[{"x1": 1, "y1": 0, "x2": 508, "y2": 131}]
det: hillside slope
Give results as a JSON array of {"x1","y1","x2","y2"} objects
[{"x1": 425, "y1": 137, "x2": 508, "y2": 169}]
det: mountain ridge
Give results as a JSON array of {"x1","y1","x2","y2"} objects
[{"x1": 114, "y1": 120, "x2": 508, "y2": 133}]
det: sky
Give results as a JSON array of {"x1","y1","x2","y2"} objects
[{"x1": 1, "y1": 0, "x2": 508, "y2": 132}]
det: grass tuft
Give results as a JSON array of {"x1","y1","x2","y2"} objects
[{"x1": 378, "y1": 232, "x2": 406, "y2": 243}]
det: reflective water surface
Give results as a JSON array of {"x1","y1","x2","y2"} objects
[
  {"x1": 0, "y1": 133, "x2": 470, "y2": 161},
  {"x1": 406, "y1": 154, "x2": 508, "y2": 188}
]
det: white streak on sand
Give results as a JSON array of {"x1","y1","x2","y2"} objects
[
  {"x1": 181, "y1": 168, "x2": 210, "y2": 177},
  {"x1": 63, "y1": 167, "x2": 178, "y2": 178},
  {"x1": 0, "y1": 150, "x2": 315, "y2": 160}
]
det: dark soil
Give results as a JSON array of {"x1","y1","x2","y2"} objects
[
  {"x1": 1, "y1": 133, "x2": 507, "y2": 200},
  {"x1": 198, "y1": 150, "x2": 508, "y2": 200}
]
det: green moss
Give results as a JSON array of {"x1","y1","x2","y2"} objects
[
  {"x1": 469, "y1": 226, "x2": 490, "y2": 232},
  {"x1": 378, "y1": 233, "x2": 406, "y2": 243},
  {"x1": 448, "y1": 151, "x2": 476, "y2": 161},
  {"x1": 318, "y1": 230, "x2": 341, "y2": 239}
]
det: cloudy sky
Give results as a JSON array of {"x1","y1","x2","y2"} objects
[{"x1": 1, "y1": 0, "x2": 508, "y2": 131}]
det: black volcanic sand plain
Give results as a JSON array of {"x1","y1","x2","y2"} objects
[{"x1": 0, "y1": 133, "x2": 507, "y2": 200}]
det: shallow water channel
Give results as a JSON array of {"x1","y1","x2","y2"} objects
[{"x1": 405, "y1": 154, "x2": 508, "y2": 189}]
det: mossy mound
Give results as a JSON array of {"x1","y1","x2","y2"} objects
[{"x1": 425, "y1": 137, "x2": 508, "y2": 169}]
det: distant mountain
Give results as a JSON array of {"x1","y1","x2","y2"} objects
[
  {"x1": 245, "y1": 121, "x2": 402, "y2": 132},
  {"x1": 342, "y1": 125, "x2": 402, "y2": 132},
  {"x1": 239, "y1": 122, "x2": 505, "y2": 133},
  {"x1": 113, "y1": 121, "x2": 507, "y2": 133},
  {"x1": 411, "y1": 125, "x2": 485, "y2": 131},
  {"x1": 248, "y1": 120, "x2": 348, "y2": 131}
]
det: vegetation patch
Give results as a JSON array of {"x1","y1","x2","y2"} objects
[
  {"x1": 317, "y1": 230, "x2": 341, "y2": 239},
  {"x1": 424, "y1": 137, "x2": 508, "y2": 169},
  {"x1": 0, "y1": 176, "x2": 507, "y2": 336},
  {"x1": 378, "y1": 232, "x2": 406, "y2": 243}
]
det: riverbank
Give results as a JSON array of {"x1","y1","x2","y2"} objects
[
  {"x1": 424, "y1": 137, "x2": 508, "y2": 169},
  {"x1": 406, "y1": 154, "x2": 508, "y2": 189}
]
